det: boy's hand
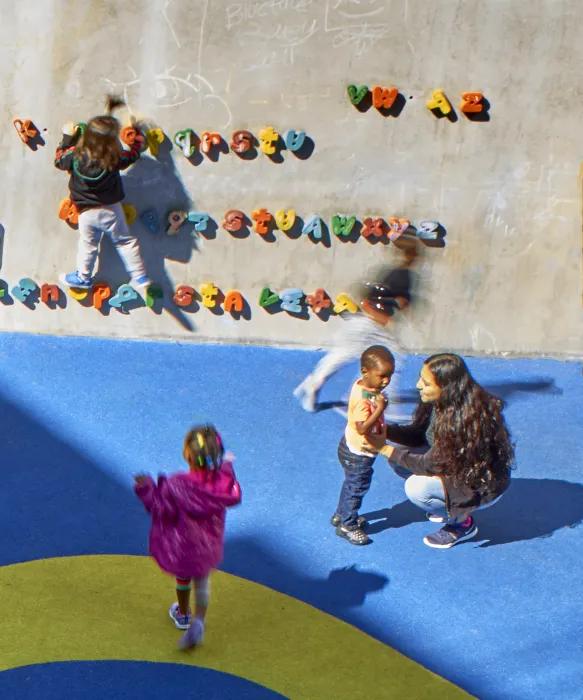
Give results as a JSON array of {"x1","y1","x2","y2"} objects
[
  {"x1": 134, "y1": 475, "x2": 149, "y2": 486},
  {"x1": 375, "y1": 393, "x2": 388, "y2": 411}
]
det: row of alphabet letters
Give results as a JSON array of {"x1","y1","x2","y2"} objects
[
  {"x1": 347, "y1": 85, "x2": 487, "y2": 117},
  {"x1": 2, "y1": 280, "x2": 360, "y2": 317},
  {"x1": 119, "y1": 125, "x2": 308, "y2": 159}
]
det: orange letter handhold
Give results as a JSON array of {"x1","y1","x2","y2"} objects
[{"x1": 224, "y1": 290, "x2": 244, "y2": 312}]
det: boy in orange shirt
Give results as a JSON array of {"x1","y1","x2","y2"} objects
[{"x1": 331, "y1": 345, "x2": 395, "y2": 546}]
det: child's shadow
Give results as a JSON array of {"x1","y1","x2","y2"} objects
[{"x1": 96, "y1": 143, "x2": 197, "y2": 331}]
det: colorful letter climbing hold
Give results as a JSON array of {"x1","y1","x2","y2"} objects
[
  {"x1": 68, "y1": 287, "x2": 88, "y2": 301},
  {"x1": 333, "y1": 294, "x2": 359, "y2": 314},
  {"x1": 224, "y1": 290, "x2": 244, "y2": 313},
  {"x1": 372, "y1": 86, "x2": 398, "y2": 110},
  {"x1": 121, "y1": 126, "x2": 138, "y2": 146},
  {"x1": 93, "y1": 283, "x2": 111, "y2": 310},
  {"x1": 167, "y1": 211, "x2": 187, "y2": 235},
  {"x1": 302, "y1": 216, "x2": 323, "y2": 240},
  {"x1": 201, "y1": 131, "x2": 221, "y2": 154},
  {"x1": 258, "y1": 127, "x2": 279, "y2": 155},
  {"x1": 173, "y1": 285, "x2": 195, "y2": 307},
  {"x1": 259, "y1": 287, "x2": 280, "y2": 308},
  {"x1": 460, "y1": 92, "x2": 484, "y2": 113},
  {"x1": 13, "y1": 119, "x2": 38, "y2": 144},
  {"x1": 346, "y1": 85, "x2": 369, "y2": 106},
  {"x1": 199, "y1": 283, "x2": 219, "y2": 308},
  {"x1": 40, "y1": 284, "x2": 59, "y2": 304},
  {"x1": 109, "y1": 284, "x2": 138, "y2": 309},
  {"x1": 59, "y1": 198, "x2": 79, "y2": 225},
  {"x1": 187, "y1": 212, "x2": 210, "y2": 232},
  {"x1": 146, "y1": 128, "x2": 165, "y2": 156},
  {"x1": 275, "y1": 210, "x2": 296, "y2": 231},
  {"x1": 140, "y1": 209, "x2": 161, "y2": 234},
  {"x1": 284, "y1": 130, "x2": 306, "y2": 152},
  {"x1": 174, "y1": 129, "x2": 196, "y2": 157},
  {"x1": 145, "y1": 283, "x2": 163, "y2": 307},
  {"x1": 306, "y1": 288, "x2": 331, "y2": 314},
  {"x1": 230, "y1": 130, "x2": 253, "y2": 153},
  {"x1": 11, "y1": 278, "x2": 37, "y2": 303},
  {"x1": 222, "y1": 210, "x2": 245, "y2": 233},
  {"x1": 280, "y1": 289, "x2": 303, "y2": 314},
  {"x1": 362, "y1": 218, "x2": 385, "y2": 238},
  {"x1": 252, "y1": 209, "x2": 273, "y2": 235},
  {"x1": 123, "y1": 205, "x2": 137, "y2": 225},
  {"x1": 331, "y1": 215, "x2": 356, "y2": 237},
  {"x1": 416, "y1": 221, "x2": 440, "y2": 240},
  {"x1": 426, "y1": 90, "x2": 452, "y2": 116},
  {"x1": 388, "y1": 218, "x2": 410, "y2": 241}
]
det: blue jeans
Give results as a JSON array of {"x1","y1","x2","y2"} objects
[
  {"x1": 392, "y1": 465, "x2": 502, "y2": 525},
  {"x1": 335, "y1": 437, "x2": 376, "y2": 529}
]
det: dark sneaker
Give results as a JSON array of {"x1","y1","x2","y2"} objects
[
  {"x1": 330, "y1": 513, "x2": 367, "y2": 528},
  {"x1": 423, "y1": 518, "x2": 478, "y2": 549},
  {"x1": 335, "y1": 525, "x2": 371, "y2": 546},
  {"x1": 169, "y1": 602, "x2": 191, "y2": 630},
  {"x1": 178, "y1": 618, "x2": 205, "y2": 650}
]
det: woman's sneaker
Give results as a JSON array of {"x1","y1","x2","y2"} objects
[
  {"x1": 423, "y1": 517, "x2": 478, "y2": 549},
  {"x1": 169, "y1": 602, "x2": 191, "y2": 630},
  {"x1": 178, "y1": 618, "x2": 205, "y2": 650}
]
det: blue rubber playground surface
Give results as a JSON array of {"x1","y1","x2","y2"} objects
[{"x1": 0, "y1": 333, "x2": 581, "y2": 699}]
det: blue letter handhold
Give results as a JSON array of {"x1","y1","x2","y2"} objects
[
  {"x1": 140, "y1": 209, "x2": 161, "y2": 234},
  {"x1": 12, "y1": 278, "x2": 37, "y2": 303},
  {"x1": 187, "y1": 212, "x2": 210, "y2": 232},
  {"x1": 284, "y1": 129, "x2": 306, "y2": 152},
  {"x1": 109, "y1": 284, "x2": 138, "y2": 308},
  {"x1": 302, "y1": 216, "x2": 322, "y2": 240}
]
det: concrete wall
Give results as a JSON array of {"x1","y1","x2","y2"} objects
[{"x1": 0, "y1": 0, "x2": 581, "y2": 356}]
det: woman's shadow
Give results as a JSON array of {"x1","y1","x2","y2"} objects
[
  {"x1": 362, "y1": 477, "x2": 583, "y2": 547},
  {"x1": 95, "y1": 137, "x2": 199, "y2": 331}
]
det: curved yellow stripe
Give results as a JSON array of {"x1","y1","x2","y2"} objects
[{"x1": 0, "y1": 556, "x2": 472, "y2": 700}]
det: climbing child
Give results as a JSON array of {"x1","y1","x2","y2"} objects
[
  {"x1": 134, "y1": 424, "x2": 242, "y2": 649},
  {"x1": 293, "y1": 233, "x2": 421, "y2": 418},
  {"x1": 332, "y1": 345, "x2": 394, "y2": 546},
  {"x1": 54, "y1": 94, "x2": 151, "y2": 290}
]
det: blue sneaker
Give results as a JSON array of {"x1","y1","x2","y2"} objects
[
  {"x1": 423, "y1": 517, "x2": 478, "y2": 549},
  {"x1": 178, "y1": 618, "x2": 205, "y2": 650},
  {"x1": 132, "y1": 275, "x2": 151, "y2": 290},
  {"x1": 169, "y1": 602, "x2": 191, "y2": 630},
  {"x1": 60, "y1": 272, "x2": 92, "y2": 289}
]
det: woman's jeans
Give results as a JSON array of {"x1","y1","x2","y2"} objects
[
  {"x1": 392, "y1": 465, "x2": 502, "y2": 525},
  {"x1": 336, "y1": 437, "x2": 376, "y2": 529}
]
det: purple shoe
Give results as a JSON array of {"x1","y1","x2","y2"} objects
[
  {"x1": 169, "y1": 602, "x2": 191, "y2": 630},
  {"x1": 423, "y1": 517, "x2": 478, "y2": 549},
  {"x1": 178, "y1": 618, "x2": 205, "y2": 650}
]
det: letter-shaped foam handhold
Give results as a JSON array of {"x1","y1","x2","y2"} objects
[
  {"x1": 280, "y1": 288, "x2": 303, "y2": 314},
  {"x1": 388, "y1": 217, "x2": 410, "y2": 241},
  {"x1": 13, "y1": 119, "x2": 38, "y2": 143},
  {"x1": 331, "y1": 215, "x2": 356, "y2": 237},
  {"x1": 230, "y1": 130, "x2": 253, "y2": 153},
  {"x1": 222, "y1": 210, "x2": 245, "y2": 233},
  {"x1": 199, "y1": 283, "x2": 218, "y2": 308},
  {"x1": 146, "y1": 128, "x2": 165, "y2": 156},
  {"x1": 12, "y1": 278, "x2": 37, "y2": 303},
  {"x1": 333, "y1": 294, "x2": 359, "y2": 314},
  {"x1": 224, "y1": 290, "x2": 244, "y2": 313},
  {"x1": 187, "y1": 212, "x2": 210, "y2": 232},
  {"x1": 121, "y1": 126, "x2": 138, "y2": 146},
  {"x1": 306, "y1": 288, "x2": 331, "y2": 314},
  {"x1": 69, "y1": 287, "x2": 88, "y2": 301},
  {"x1": 174, "y1": 129, "x2": 196, "y2": 157},
  {"x1": 275, "y1": 210, "x2": 296, "y2": 231},
  {"x1": 258, "y1": 127, "x2": 278, "y2": 155},
  {"x1": 140, "y1": 209, "x2": 161, "y2": 234},
  {"x1": 109, "y1": 284, "x2": 138, "y2": 309},
  {"x1": 145, "y1": 283, "x2": 164, "y2": 307},
  {"x1": 252, "y1": 208, "x2": 272, "y2": 235},
  {"x1": 426, "y1": 90, "x2": 452, "y2": 116},
  {"x1": 259, "y1": 287, "x2": 280, "y2": 308},
  {"x1": 123, "y1": 205, "x2": 137, "y2": 225},
  {"x1": 416, "y1": 221, "x2": 440, "y2": 240},
  {"x1": 346, "y1": 85, "x2": 369, "y2": 105},
  {"x1": 59, "y1": 198, "x2": 79, "y2": 225},
  {"x1": 284, "y1": 129, "x2": 306, "y2": 152},
  {"x1": 167, "y1": 211, "x2": 187, "y2": 235},
  {"x1": 201, "y1": 131, "x2": 221, "y2": 154},
  {"x1": 92, "y1": 283, "x2": 111, "y2": 310},
  {"x1": 173, "y1": 285, "x2": 195, "y2": 307},
  {"x1": 302, "y1": 216, "x2": 323, "y2": 240},
  {"x1": 460, "y1": 92, "x2": 484, "y2": 113},
  {"x1": 372, "y1": 86, "x2": 398, "y2": 110},
  {"x1": 362, "y1": 217, "x2": 384, "y2": 238},
  {"x1": 41, "y1": 284, "x2": 60, "y2": 304}
]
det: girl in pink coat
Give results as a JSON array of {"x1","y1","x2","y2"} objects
[{"x1": 134, "y1": 424, "x2": 242, "y2": 649}]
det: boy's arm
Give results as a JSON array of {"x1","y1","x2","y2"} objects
[{"x1": 354, "y1": 394, "x2": 387, "y2": 436}]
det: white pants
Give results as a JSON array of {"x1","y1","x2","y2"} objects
[
  {"x1": 302, "y1": 314, "x2": 406, "y2": 420},
  {"x1": 77, "y1": 202, "x2": 147, "y2": 281}
]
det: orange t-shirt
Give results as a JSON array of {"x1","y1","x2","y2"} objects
[{"x1": 344, "y1": 380, "x2": 386, "y2": 456}]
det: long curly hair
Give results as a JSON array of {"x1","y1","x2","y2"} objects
[
  {"x1": 74, "y1": 94, "x2": 125, "y2": 171},
  {"x1": 412, "y1": 353, "x2": 516, "y2": 492}
]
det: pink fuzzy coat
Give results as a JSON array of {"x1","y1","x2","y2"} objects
[{"x1": 134, "y1": 461, "x2": 241, "y2": 579}]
